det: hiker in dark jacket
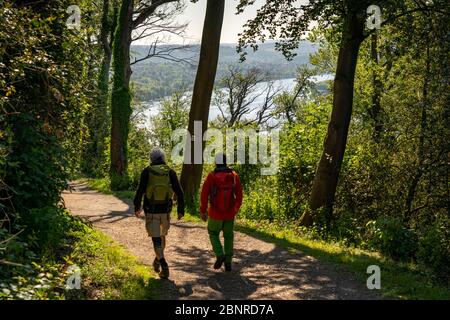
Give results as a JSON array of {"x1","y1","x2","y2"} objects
[
  {"x1": 134, "y1": 149, "x2": 184, "y2": 279},
  {"x1": 200, "y1": 153, "x2": 243, "y2": 272}
]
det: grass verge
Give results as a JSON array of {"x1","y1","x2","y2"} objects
[
  {"x1": 67, "y1": 223, "x2": 160, "y2": 299},
  {"x1": 84, "y1": 178, "x2": 450, "y2": 300},
  {"x1": 0, "y1": 207, "x2": 160, "y2": 300}
]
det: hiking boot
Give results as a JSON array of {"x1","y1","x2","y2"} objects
[
  {"x1": 152, "y1": 257, "x2": 161, "y2": 273},
  {"x1": 225, "y1": 262, "x2": 232, "y2": 272},
  {"x1": 159, "y1": 258, "x2": 169, "y2": 279},
  {"x1": 213, "y1": 256, "x2": 225, "y2": 269}
]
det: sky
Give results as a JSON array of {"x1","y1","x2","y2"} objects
[
  {"x1": 133, "y1": 0, "x2": 266, "y2": 45},
  {"x1": 177, "y1": 0, "x2": 264, "y2": 44},
  {"x1": 134, "y1": 0, "x2": 310, "y2": 45}
]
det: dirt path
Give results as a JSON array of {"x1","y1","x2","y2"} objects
[{"x1": 62, "y1": 182, "x2": 380, "y2": 300}]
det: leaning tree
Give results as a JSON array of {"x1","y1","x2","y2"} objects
[{"x1": 179, "y1": 0, "x2": 225, "y2": 205}]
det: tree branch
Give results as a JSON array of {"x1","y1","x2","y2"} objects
[
  {"x1": 130, "y1": 40, "x2": 195, "y2": 66},
  {"x1": 132, "y1": 0, "x2": 179, "y2": 29}
]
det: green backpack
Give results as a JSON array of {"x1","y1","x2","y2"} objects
[{"x1": 145, "y1": 164, "x2": 173, "y2": 205}]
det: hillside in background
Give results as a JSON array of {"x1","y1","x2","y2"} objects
[{"x1": 130, "y1": 41, "x2": 318, "y2": 101}]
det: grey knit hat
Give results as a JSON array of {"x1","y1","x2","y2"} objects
[{"x1": 150, "y1": 149, "x2": 165, "y2": 163}]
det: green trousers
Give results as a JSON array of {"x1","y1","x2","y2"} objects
[{"x1": 207, "y1": 217, "x2": 235, "y2": 263}]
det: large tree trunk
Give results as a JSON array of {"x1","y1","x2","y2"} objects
[
  {"x1": 180, "y1": 0, "x2": 225, "y2": 204},
  {"x1": 110, "y1": 0, "x2": 133, "y2": 190},
  {"x1": 300, "y1": 14, "x2": 364, "y2": 226}
]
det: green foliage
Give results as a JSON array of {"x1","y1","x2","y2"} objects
[
  {"x1": 273, "y1": 65, "x2": 321, "y2": 123},
  {"x1": 0, "y1": 208, "x2": 84, "y2": 300},
  {"x1": 417, "y1": 215, "x2": 450, "y2": 283},
  {"x1": 78, "y1": 0, "x2": 111, "y2": 178},
  {"x1": 24, "y1": 206, "x2": 84, "y2": 253},
  {"x1": 127, "y1": 118, "x2": 152, "y2": 189},
  {"x1": 185, "y1": 191, "x2": 200, "y2": 216},
  {"x1": 238, "y1": 97, "x2": 330, "y2": 223},
  {"x1": 277, "y1": 121, "x2": 326, "y2": 217},
  {"x1": 239, "y1": 177, "x2": 278, "y2": 221},
  {"x1": 0, "y1": 0, "x2": 109, "y2": 299},
  {"x1": 148, "y1": 92, "x2": 189, "y2": 154},
  {"x1": 366, "y1": 217, "x2": 418, "y2": 261},
  {"x1": 324, "y1": 210, "x2": 364, "y2": 246},
  {"x1": 84, "y1": 178, "x2": 135, "y2": 200},
  {"x1": 231, "y1": 6, "x2": 450, "y2": 285},
  {"x1": 1, "y1": 0, "x2": 448, "y2": 299},
  {"x1": 110, "y1": 172, "x2": 131, "y2": 191},
  {"x1": 0, "y1": 262, "x2": 66, "y2": 300},
  {"x1": 4, "y1": 114, "x2": 68, "y2": 212},
  {"x1": 1, "y1": 208, "x2": 160, "y2": 300}
]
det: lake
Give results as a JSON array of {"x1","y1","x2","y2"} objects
[{"x1": 139, "y1": 74, "x2": 334, "y2": 127}]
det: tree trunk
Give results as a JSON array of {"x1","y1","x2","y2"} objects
[
  {"x1": 88, "y1": 0, "x2": 117, "y2": 176},
  {"x1": 405, "y1": 35, "x2": 430, "y2": 218},
  {"x1": 370, "y1": 32, "x2": 383, "y2": 140},
  {"x1": 180, "y1": 0, "x2": 225, "y2": 204},
  {"x1": 300, "y1": 14, "x2": 364, "y2": 226},
  {"x1": 98, "y1": 0, "x2": 116, "y2": 107},
  {"x1": 110, "y1": 0, "x2": 133, "y2": 189}
]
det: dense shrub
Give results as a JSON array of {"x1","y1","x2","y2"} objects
[
  {"x1": 25, "y1": 207, "x2": 85, "y2": 253},
  {"x1": 328, "y1": 210, "x2": 365, "y2": 246},
  {"x1": 0, "y1": 0, "x2": 101, "y2": 299},
  {"x1": 4, "y1": 114, "x2": 68, "y2": 212},
  {"x1": 0, "y1": 208, "x2": 86, "y2": 300},
  {"x1": 239, "y1": 177, "x2": 278, "y2": 221},
  {"x1": 417, "y1": 215, "x2": 450, "y2": 283},
  {"x1": 277, "y1": 102, "x2": 329, "y2": 220},
  {"x1": 366, "y1": 217, "x2": 418, "y2": 261}
]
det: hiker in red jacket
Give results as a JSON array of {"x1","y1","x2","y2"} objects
[{"x1": 200, "y1": 153, "x2": 243, "y2": 271}]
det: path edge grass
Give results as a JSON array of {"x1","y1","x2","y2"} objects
[{"x1": 67, "y1": 221, "x2": 161, "y2": 300}]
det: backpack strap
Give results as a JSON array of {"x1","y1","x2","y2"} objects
[
  {"x1": 230, "y1": 171, "x2": 237, "y2": 210},
  {"x1": 209, "y1": 172, "x2": 218, "y2": 208}
]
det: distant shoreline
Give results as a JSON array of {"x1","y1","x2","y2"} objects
[{"x1": 138, "y1": 74, "x2": 333, "y2": 127}]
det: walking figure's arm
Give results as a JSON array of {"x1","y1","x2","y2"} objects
[
  {"x1": 169, "y1": 170, "x2": 184, "y2": 219},
  {"x1": 133, "y1": 168, "x2": 148, "y2": 217}
]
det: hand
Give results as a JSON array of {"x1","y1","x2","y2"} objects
[
  {"x1": 200, "y1": 212, "x2": 207, "y2": 222},
  {"x1": 134, "y1": 209, "x2": 143, "y2": 218},
  {"x1": 177, "y1": 212, "x2": 184, "y2": 220}
]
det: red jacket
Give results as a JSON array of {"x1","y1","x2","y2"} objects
[{"x1": 200, "y1": 168, "x2": 243, "y2": 221}]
